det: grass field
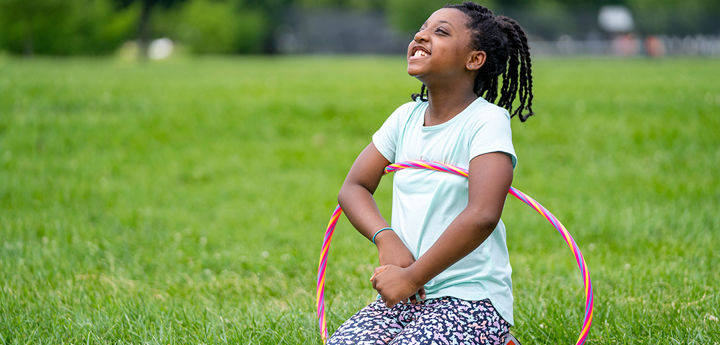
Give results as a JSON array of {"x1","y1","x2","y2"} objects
[{"x1": 0, "y1": 55, "x2": 719, "y2": 344}]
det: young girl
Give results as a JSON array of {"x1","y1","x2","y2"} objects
[{"x1": 330, "y1": 2, "x2": 533, "y2": 344}]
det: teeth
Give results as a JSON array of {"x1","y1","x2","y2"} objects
[{"x1": 413, "y1": 50, "x2": 428, "y2": 57}]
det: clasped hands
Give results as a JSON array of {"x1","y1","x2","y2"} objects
[{"x1": 372, "y1": 239, "x2": 426, "y2": 308}]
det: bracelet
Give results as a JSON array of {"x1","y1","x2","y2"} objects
[{"x1": 371, "y1": 227, "x2": 394, "y2": 245}]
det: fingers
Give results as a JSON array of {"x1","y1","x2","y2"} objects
[
  {"x1": 369, "y1": 265, "x2": 389, "y2": 281},
  {"x1": 371, "y1": 265, "x2": 421, "y2": 308},
  {"x1": 409, "y1": 291, "x2": 424, "y2": 304},
  {"x1": 371, "y1": 266, "x2": 388, "y2": 290},
  {"x1": 384, "y1": 297, "x2": 412, "y2": 308},
  {"x1": 408, "y1": 287, "x2": 426, "y2": 304}
]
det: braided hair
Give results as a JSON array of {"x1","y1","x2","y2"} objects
[{"x1": 411, "y1": 1, "x2": 535, "y2": 122}]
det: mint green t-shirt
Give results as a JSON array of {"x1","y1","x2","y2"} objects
[{"x1": 372, "y1": 97, "x2": 517, "y2": 325}]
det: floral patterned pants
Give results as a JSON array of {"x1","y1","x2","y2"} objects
[{"x1": 327, "y1": 297, "x2": 510, "y2": 345}]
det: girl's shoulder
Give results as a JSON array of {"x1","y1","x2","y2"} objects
[
  {"x1": 468, "y1": 97, "x2": 511, "y2": 122},
  {"x1": 450, "y1": 98, "x2": 512, "y2": 133}
]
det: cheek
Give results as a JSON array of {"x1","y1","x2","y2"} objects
[{"x1": 455, "y1": 46, "x2": 473, "y2": 65}]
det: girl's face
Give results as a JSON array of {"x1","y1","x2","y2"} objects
[{"x1": 407, "y1": 8, "x2": 482, "y2": 83}]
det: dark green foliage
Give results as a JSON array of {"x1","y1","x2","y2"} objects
[{"x1": 0, "y1": 0, "x2": 137, "y2": 55}]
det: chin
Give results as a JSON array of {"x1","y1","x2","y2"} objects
[{"x1": 407, "y1": 66, "x2": 422, "y2": 77}]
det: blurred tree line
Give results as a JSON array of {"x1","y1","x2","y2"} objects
[{"x1": 0, "y1": 0, "x2": 718, "y2": 56}]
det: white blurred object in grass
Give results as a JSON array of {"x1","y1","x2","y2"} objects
[{"x1": 148, "y1": 38, "x2": 174, "y2": 60}]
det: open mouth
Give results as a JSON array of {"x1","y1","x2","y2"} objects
[{"x1": 411, "y1": 46, "x2": 430, "y2": 58}]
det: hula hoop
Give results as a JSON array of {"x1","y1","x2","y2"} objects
[{"x1": 317, "y1": 160, "x2": 594, "y2": 344}]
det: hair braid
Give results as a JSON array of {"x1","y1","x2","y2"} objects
[
  {"x1": 513, "y1": 20, "x2": 534, "y2": 121},
  {"x1": 411, "y1": 83, "x2": 429, "y2": 102},
  {"x1": 411, "y1": 1, "x2": 535, "y2": 122},
  {"x1": 499, "y1": 16, "x2": 534, "y2": 120},
  {"x1": 496, "y1": 17, "x2": 521, "y2": 114}
]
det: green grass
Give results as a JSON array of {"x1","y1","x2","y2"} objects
[{"x1": 0, "y1": 55, "x2": 718, "y2": 344}]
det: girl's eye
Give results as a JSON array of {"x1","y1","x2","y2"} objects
[{"x1": 436, "y1": 28, "x2": 448, "y2": 35}]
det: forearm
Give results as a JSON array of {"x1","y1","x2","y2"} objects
[
  {"x1": 407, "y1": 209, "x2": 498, "y2": 287},
  {"x1": 338, "y1": 183, "x2": 389, "y2": 241},
  {"x1": 339, "y1": 183, "x2": 411, "y2": 257},
  {"x1": 338, "y1": 144, "x2": 418, "y2": 270}
]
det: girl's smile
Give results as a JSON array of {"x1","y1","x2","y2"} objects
[{"x1": 409, "y1": 46, "x2": 430, "y2": 59}]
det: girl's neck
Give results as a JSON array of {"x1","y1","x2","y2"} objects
[{"x1": 424, "y1": 85, "x2": 478, "y2": 127}]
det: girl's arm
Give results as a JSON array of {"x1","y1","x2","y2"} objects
[
  {"x1": 371, "y1": 151, "x2": 513, "y2": 307},
  {"x1": 339, "y1": 143, "x2": 425, "y2": 300}
]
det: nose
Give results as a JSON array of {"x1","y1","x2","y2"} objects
[{"x1": 414, "y1": 28, "x2": 429, "y2": 43}]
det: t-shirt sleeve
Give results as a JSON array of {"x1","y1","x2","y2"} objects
[
  {"x1": 372, "y1": 102, "x2": 412, "y2": 163},
  {"x1": 469, "y1": 106, "x2": 518, "y2": 169}
]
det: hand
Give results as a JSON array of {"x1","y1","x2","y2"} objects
[
  {"x1": 375, "y1": 236, "x2": 426, "y2": 303},
  {"x1": 377, "y1": 237, "x2": 415, "y2": 268},
  {"x1": 369, "y1": 265, "x2": 425, "y2": 308}
]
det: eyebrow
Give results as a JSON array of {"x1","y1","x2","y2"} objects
[{"x1": 421, "y1": 19, "x2": 455, "y2": 30}]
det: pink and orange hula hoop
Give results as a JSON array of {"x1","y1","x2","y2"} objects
[{"x1": 317, "y1": 160, "x2": 594, "y2": 344}]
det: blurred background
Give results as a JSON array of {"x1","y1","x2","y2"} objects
[{"x1": 1, "y1": 0, "x2": 719, "y2": 58}]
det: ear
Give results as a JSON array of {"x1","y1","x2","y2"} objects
[{"x1": 466, "y1": 50, "x2": 486, "y2": 71}]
